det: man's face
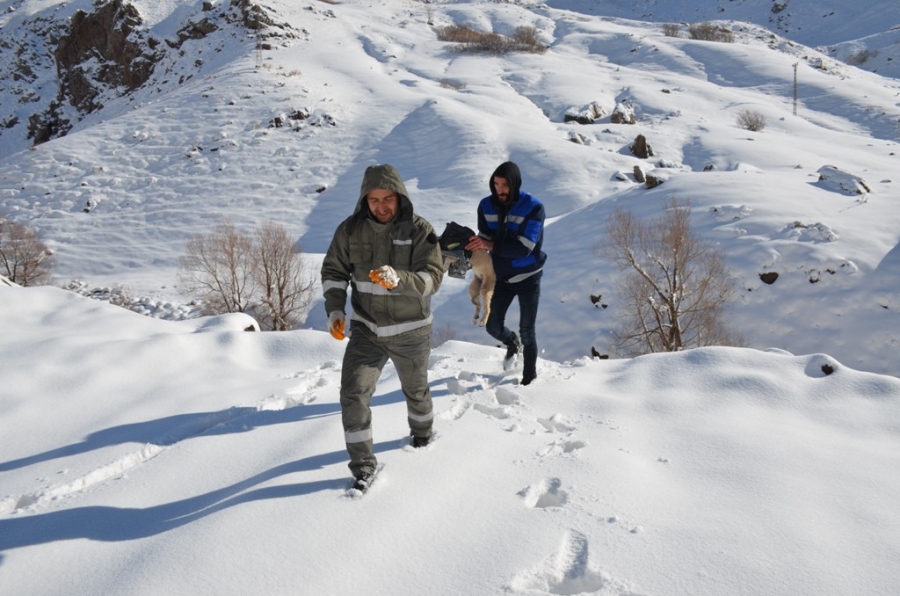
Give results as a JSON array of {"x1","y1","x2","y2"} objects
[
  {"x1": 366, "y1": 189, "x2": 399, "y2": 224},
  {"x1": 493, "y1": 176, "x2": 510, "y2": 204}
]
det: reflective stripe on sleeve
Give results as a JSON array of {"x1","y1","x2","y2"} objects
[
  {"x1": 322, "y1": 279, "x2": 349, "y2": 293},
  {"x1": 418, "y1": 271, "x2": 435, "y2": 296}
]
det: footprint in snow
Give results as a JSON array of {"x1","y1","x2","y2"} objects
[
  {"x1": 537, "y1": 414, "x2": 576, "y2": 433},
  {"x1": 494, "y1": 386, "x2": 520, "y2": 406},
  {"x1": 440, "y1": 399, "x2": 470, "y2": 421},
  {"x1": 507, "y1": 530, "x2": 647, "y2": 595},
  {"x1": 519, "y1": 477, "x2": 568, "y2": 509},
  {"x1": 538, "y1": 438, "x2": 587, "y2": 458}
]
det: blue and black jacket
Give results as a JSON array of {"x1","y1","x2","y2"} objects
[{"x1": 476, "y1": 161, "x2": 547, "y2": 283}]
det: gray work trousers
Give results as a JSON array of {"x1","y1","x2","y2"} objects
[{"x1": 340, "y1": 326, "x2": 433, "y2": 477}]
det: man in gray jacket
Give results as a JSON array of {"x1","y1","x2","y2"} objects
[{"x1": 321, "y1": 164, "x2": 444, "y2": 493}]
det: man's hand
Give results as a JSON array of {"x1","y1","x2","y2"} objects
[
  {"x1": 327, "y1": 311, "x2": 346, "y2": 340},
  {"x1": 465, "y1": 236, "x2": 493, "y2": 252},
  {"x1": 369, "y1": 265, "x2": 400, "y2": 290}
]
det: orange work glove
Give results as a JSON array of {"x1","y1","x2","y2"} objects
[
  {"x1": 369, "y1": 265, "x2": 400, "y2": 290},
  {"x1": 327, "y1": 311, "x2": 346, "y2": 340}
]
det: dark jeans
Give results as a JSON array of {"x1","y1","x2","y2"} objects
[{"x1": 485, "y1": 274, "x2": 540, "y2": 379}]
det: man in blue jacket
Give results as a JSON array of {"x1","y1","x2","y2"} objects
[{"x1": 466, "y1": 161, "x2": 547, "y2": 385}]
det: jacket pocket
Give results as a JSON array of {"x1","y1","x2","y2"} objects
[
  {"x1": 390, "y1": 238, "x2": 413, "y2": 269},
  {"x1": 349, "y1": 242, "x2": 373, "y2": 271}
]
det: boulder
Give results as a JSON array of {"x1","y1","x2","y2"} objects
[{"x1": 630, "y1": 134, "x2": 653, "y2": 158}]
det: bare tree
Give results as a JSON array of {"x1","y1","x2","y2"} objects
[
  {"x1": 178, "y1": 220, "x2": 315, "y2": 330},
  {"x1": 0, "y1": 217, "x2": 56, "y2": 286},
  {"x1": 599, "y1": 199, "x2": 743, "y2": 356},
  {"x1": 251, "y1": 222, "x2": 315, "y2": 331},
  {"x1": 688, "y1": 22, "x2": 734, "y2": 43},
  {"x1": 661, "y1": 23, "x2": 681, "y2": 38},
  {"x1": 178, "y1": 220, "x2": 255, "y2": 316}
]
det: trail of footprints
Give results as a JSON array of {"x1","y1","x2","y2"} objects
[
  {"x1": 3, "y1": 364, "x2": 336, "y2": 515},
  {"x1": 437, "y1": 357, "x2": 649, "y2": 596}
]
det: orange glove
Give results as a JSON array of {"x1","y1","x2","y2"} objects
[
  {"x1": 369, "y1": 265, "x2": 400, "y2": 290},
  {"x1": 327, "y1": 311, "x2": 346, "y2": 340}
]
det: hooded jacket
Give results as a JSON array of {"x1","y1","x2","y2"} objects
[
  {"x1": 321, "y1": 164, "x2": 443, "y2": 339},
  {"x1": 476, "y1": 161, "x2": 547, "y2": 283}
]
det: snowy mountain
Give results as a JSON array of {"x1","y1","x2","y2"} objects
[
  {"x1": 2, "y1": 0, "x2": 898, "y2": 375},
  {"x1": 1, "y1": 2, "x2": 899, "y2": 594}
]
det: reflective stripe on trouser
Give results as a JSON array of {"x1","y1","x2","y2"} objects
[{"x1": 340, "y1": 326, "x2": 434, "y2": 477}]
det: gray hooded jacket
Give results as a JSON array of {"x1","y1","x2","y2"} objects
[{"x1": 321, "y1": 164, "x2": 443, "y2": 339}]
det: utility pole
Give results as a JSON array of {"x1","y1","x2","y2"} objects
[{"x1": 793, "y1": 62, "x2": 798, "y2": 116}]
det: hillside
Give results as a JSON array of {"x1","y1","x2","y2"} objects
[{"x1": 1, "y1": 0, "x2": 899, "y2": 375}]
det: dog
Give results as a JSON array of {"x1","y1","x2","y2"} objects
[{"x1": 438, "y1": 222, "x2": 496, "y2": 327}]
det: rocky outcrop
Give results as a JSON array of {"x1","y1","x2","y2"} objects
[
  {"x1": 610, "y1": 101, "x2": 636, "y2": 124},
  {"x1": 21, "y1": 0, "x2": 288, "y2": 147},
  {"x1": 55, "y1": 1, "x2": 158, "y2": 113},
  {"x1": 564, "y1": 101, "x2": 606, "y2": 125},
  {"x1": 630, "y1": 134, "x2": 653, "y2": 159}
]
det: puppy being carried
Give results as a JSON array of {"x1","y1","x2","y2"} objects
[{"x1": 438, "y1": 221, "x2": 495, "y2": 327}]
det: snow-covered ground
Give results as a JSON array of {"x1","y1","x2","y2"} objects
[
  {"x1": 1, "y1": 1, "x2": 899, "y2": 593},
  {"x1": 2, "y1": 283, "x2": 899, "y2": 596},
  {"x1": 1, "y1": 0, "x2": 898, "y2": 374}
]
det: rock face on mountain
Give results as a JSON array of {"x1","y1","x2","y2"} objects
[
  {"x1": 55, "y1": 2, "x2": 156, "y2": 114},
  {"x1": 11, "y1": 0, "x2": 282, "y2": 147}
]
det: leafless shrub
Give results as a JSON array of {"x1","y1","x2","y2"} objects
[
  {"x1": 736, "y1": 109, "x2": 766, "y2": 132},
  {"x1": 250, "y1": 222, "x2": 315, "y2": 331},
  {"x1": 597, "y1": 199, "x2": 743, "y2": 356},
  {"x1": 439, "y1": 78, "x2": 466, "y2": 90},
  {"x1": 661, "y1": 23, "x2": 681, "y2": 38},
  {"x1": 845, "y1": 49, "x2": 877, "y2": 66},
  {"x1": 436, "y1": 24, "x2": 483, "y2": 43},
  {"x1": 0, "y1": 216, "x2": 56, "y2": 286},
  {"x1": 178, "y1": 220, "x2": 314, "y2": 330},
  {"x1": 688, "y1": 23, "x2": 734, "y2": 43},
  {"x1": 436, "y1": 23, "x2": 547, "y2": 55},
  {"x1": 511, "y1": 26, "x2": 544, "y2": 49},
  {"x1": 178, "y1": 220, "x2": 255, "y2": 317}
]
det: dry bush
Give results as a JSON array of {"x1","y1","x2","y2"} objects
[
  {"x1": 511, "y1": 26, "x2": 545, "y2": 51},
  {"x1": 0, "y1": 216, "x2": 56, "y2": 286},
  {"x1": 439, "y1": 78, "x2": 466, "y2": 90},
  {"x1": 250, "y1": 222, "x2": 315, "y2": 331},
  {"x1": 736, "y1": 109, "x2": 766, "y2": 132},
  {"x1": 436, "y1": 24, "x2": 483, "y2": 43},
  {"x1": 846, "y1": 49, "x2": 877, "y2": 66},
  {"x1": 178, "y1": 220, "x2": 314, "y2": 330},
  {"x1": 436, "y1": 23, "x2": 547, "y2": 55},
  {"x1": 598, "y1": 199, "x2": 743, "y2": 356},
  {"x1": 178, "y1": 220, "x2": 255, "y2": 316},
  {"x1": 661, "y1": 23, "x2": 681, "y2": 38},
  {"x1": 688, "y1": 23, "x2": 734, "y2": 43}
]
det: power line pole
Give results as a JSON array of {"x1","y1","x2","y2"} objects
[{"x1": 793, "y1": 62, "x2": 798, "y2": 116}]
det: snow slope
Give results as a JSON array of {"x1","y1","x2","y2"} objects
[
  {"x1": 1, "y1": 0, "x2": 898, "y2": 374},
  {"x1": 1, "y1": 3, "x2": 900, "y2": 594},
  {"x1": 1, "y1": 282, "x2": 899, "y2": 595}
]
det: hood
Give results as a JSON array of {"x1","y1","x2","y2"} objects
[
  {"x1": 489, "y1": 161, "x2": 522, "y2": 204},
  {"x1": 355, "y1": 164, "x2": 414, "y2": 221}
]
